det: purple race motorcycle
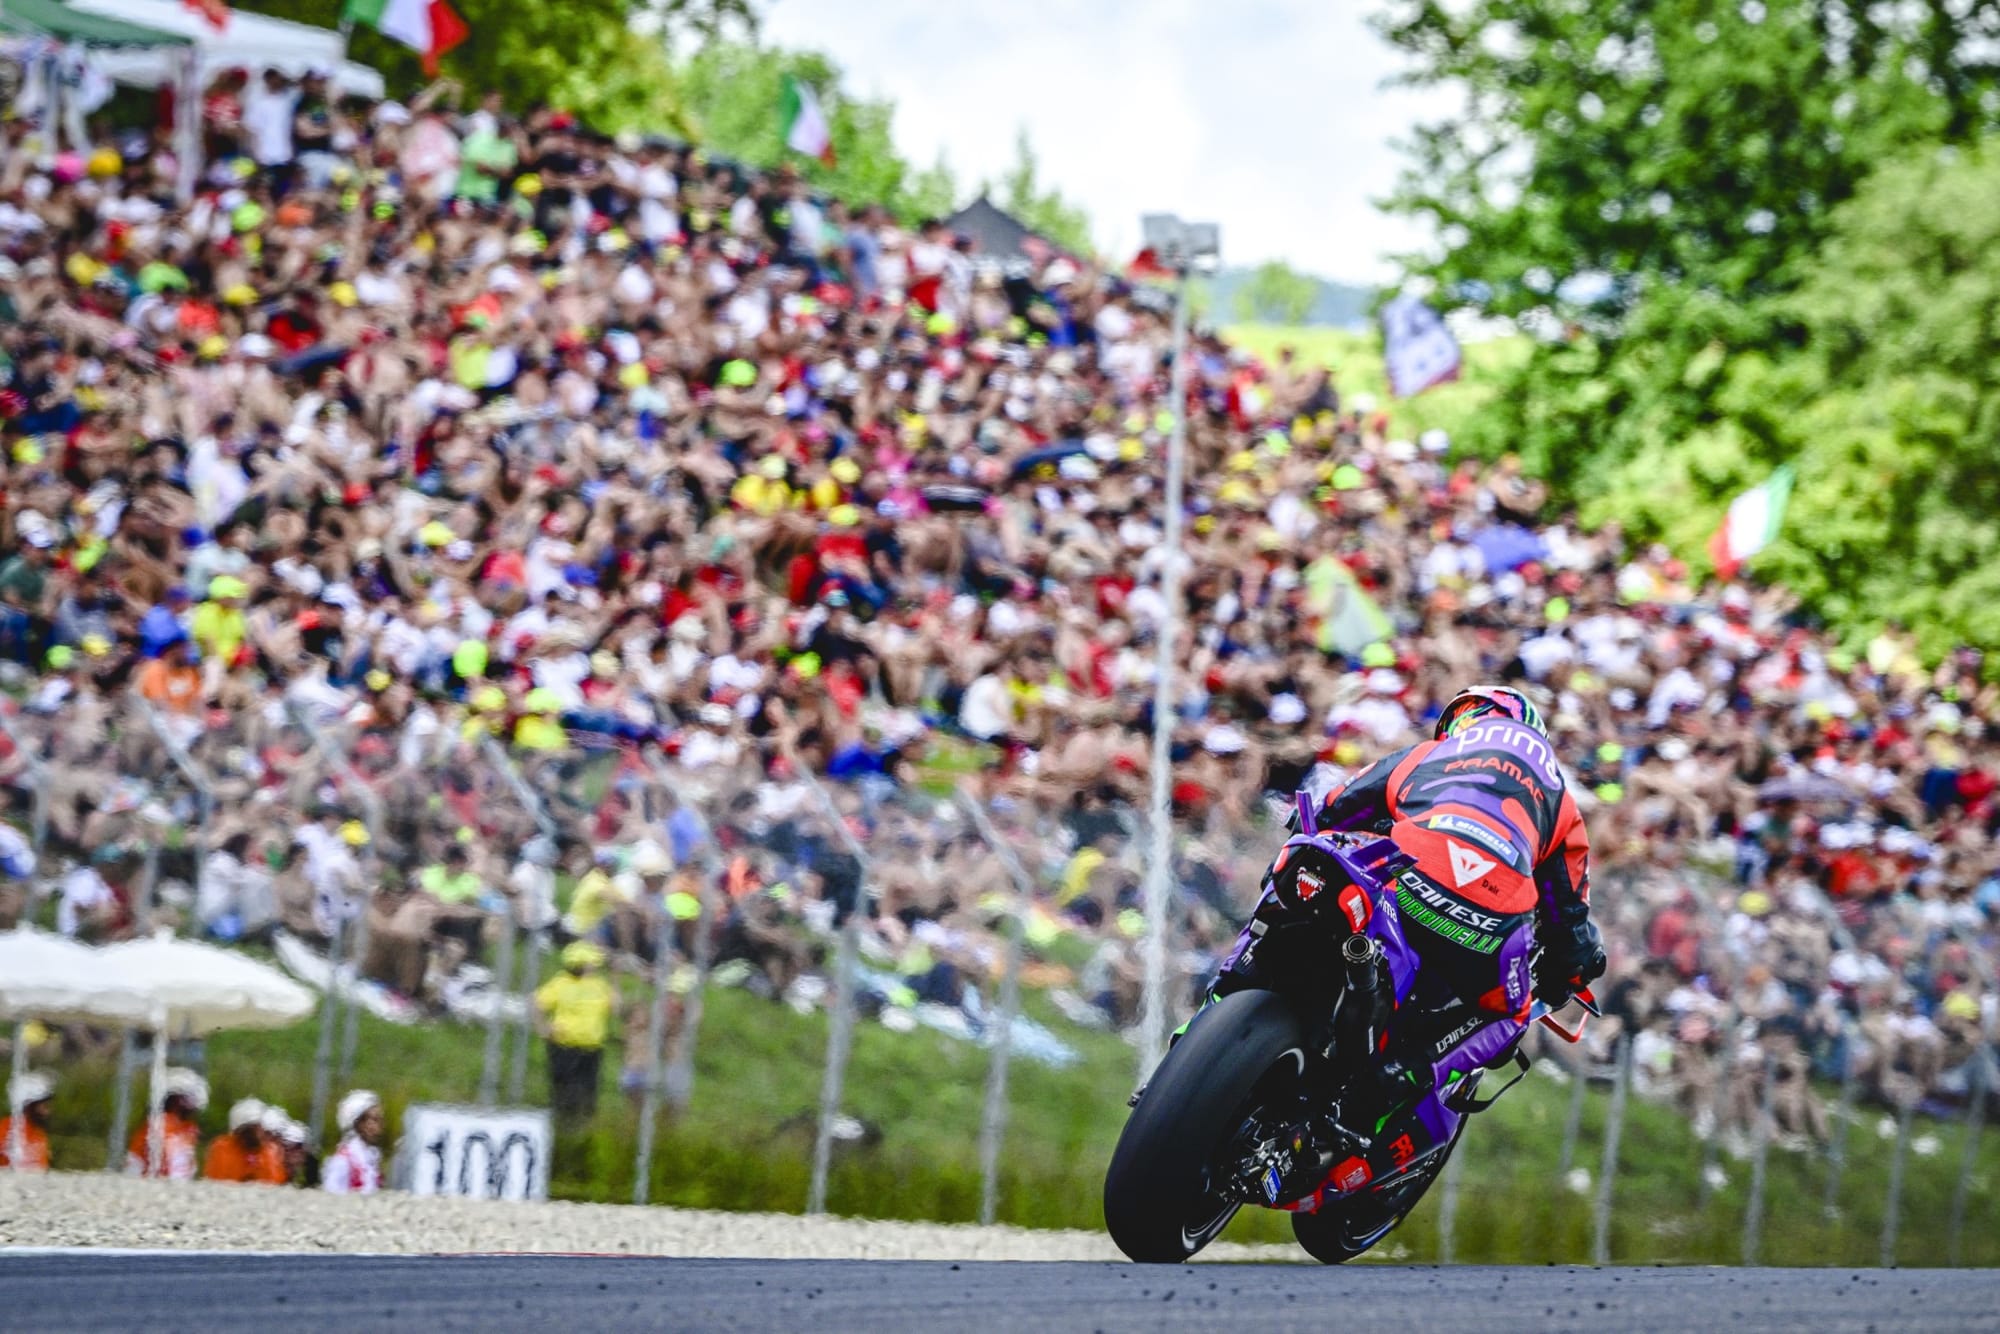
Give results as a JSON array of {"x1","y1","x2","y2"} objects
[{"x1": 1103, "y1": 790, "x2": 1594, "y2": 1264}]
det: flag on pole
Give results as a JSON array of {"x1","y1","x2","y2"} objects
[
  {"x1": 781, "y1": 76, "x2": 835, "y2": 167},
  {"x1": 341, "y1": 0, "x2": 469, "y2": 74},
  {"x1": 1380, "y1": 293, "x2": 1462, "y2": 398},
  {"x1": 182, "y1": 0, "x2": 230, "y2": 32},
  {"x1": 1708, "y1": 466, "x2": 1794, "y2": 579}
]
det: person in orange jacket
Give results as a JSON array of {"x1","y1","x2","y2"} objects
[
  {"x1": 126, "y1": 1067, "x2": 207, "y2": 1179},
  {"x1": 204, "y1": 1098, "x2": 282, "y2": 1183},
  {"x1": 0, "y1": 1071, "x2": 54, "y2": 1171}
]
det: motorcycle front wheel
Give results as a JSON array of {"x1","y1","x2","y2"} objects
[{"x1": 1102, "y1": 989, "x2": 1306, "y2": 1263}]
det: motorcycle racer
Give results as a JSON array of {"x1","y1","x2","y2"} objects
[{"x1": 1217, "y1": 685, "x2": 1606, "y2": 1116}]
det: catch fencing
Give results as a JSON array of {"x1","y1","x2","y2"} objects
[{"x1": 1, "y1": 693, "x2": 1995, "y2": 1262}]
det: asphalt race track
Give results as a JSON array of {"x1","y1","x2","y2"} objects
[{"x1": 1, "y1": 1253, "x2": 1992, "y2": 1332}]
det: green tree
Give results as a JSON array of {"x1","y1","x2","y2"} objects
[
  {"x1": 1374, "y1": 0, "x2": 2000, "y2": 494},
  {"x1": 672, "y1": 41, "x2": 933, "y2": 216},
  {"x1": 986, "y1": 128, "x2": 1093, "y2": 256},
  {"x1": 1233, "y1": 259, "x2": 1319, "y2": 325},
  {"x1": 238, "y1": 0, "x2": 756, "y2": 132},
  {"x1": 1583, "y1": 143, "x2": 2000, "y2": 651}
]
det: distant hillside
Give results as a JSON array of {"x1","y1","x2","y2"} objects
[{"x1": 1197, "y1": 268, "x2": 1374, "y2": 329}]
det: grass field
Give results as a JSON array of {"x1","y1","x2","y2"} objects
[
  {"x1": 1223, "y1": 323, "x2": 1527, "y2": 455},
  {"x1": 39, "y1": 977, "x2": 2000, "y2": 1266}
]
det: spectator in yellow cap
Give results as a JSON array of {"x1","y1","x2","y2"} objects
[
  {"x1": 535, "y1": 941, "x2": 618, "y2": 1121},
  {"x1": 192, "y1": 575, "x2": 249, "y2": 671}
]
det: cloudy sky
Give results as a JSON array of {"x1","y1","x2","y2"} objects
[{"x1": 759, "y1": 0, "x2": 1455, "y2": 286}]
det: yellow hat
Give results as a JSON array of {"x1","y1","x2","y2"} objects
[
  {"x1": 514, "y1": 173, "x2": 543, "y2": 198},
  {"x1": 561, "y1": 940, "x2": 604, "y2": 970},
  {"x1": 419, "y1": 520, "x2": 454, "y2": 547},
  {"x1": 618, "y1": 362, "x2": 649, "y2": 389},
  {"x1": 471, "y1": 685, "x2": 508, "y2": 713},
  {"x1": 1119, "y1": 438, "x2": 1144, "y2": 462},
  {"x1": 828, "y1": 503, "x2": 861, "y2": 528},
  {"x1": 88, "y1": 147, "x2": 121, "y2": 179},
  {"x1": 1943, "y1": 990, "x2": 1981, "y2": 1021},
  {"x1": 328, "y1": 281, "x2": 359, "y2": 309},
  {"x1": 756, "y1": 455, "x2": 788, "y2": 480},
  {"x1": 365, "y1": 669, "x2": 392, "y2": 692},
  {"x1": 1227, "y1": 450, "x2": 1258, "y2": 474},
  {"x1": 207, "y1": 575, "x2": 248, "y2": 599},
  {"x1": 81, "y1": 633, "x2": 111, "y2": 658},
  {"x1": 223, "y1": 284, "x2": 259, "y2": 307},
  {"x1": 829, "y1": 457, "x2": 861, "y2": 485},
  {"x1": 198, "y1": 335, "x2": 229, "y2": 361},
  {"x1": 524, "y1": 687, "x2": 563, "y2": 713},
  {"x1": 1737, "y1": 890, "x2": 1772, "y2": 917},
  {"x1": 340, "y1": 820, "x2": 371, "y2": 847}
]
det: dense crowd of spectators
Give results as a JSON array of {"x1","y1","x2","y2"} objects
[{"x1": 0, "y1": 64, "x2": 1994, "y2": 1165}]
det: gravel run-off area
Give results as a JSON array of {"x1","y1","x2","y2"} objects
[{"x1": 0, "y1": 1172, "x2": 1299, "y2": 1262}]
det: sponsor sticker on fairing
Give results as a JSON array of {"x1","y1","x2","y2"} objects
[{"x1": 1294, "y1": 866, "x2": 1324, "y2": 902}]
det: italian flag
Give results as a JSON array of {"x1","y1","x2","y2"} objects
[
  {"x1": 781, "y1": 76, "x2": 835, "y2": 167},
  {"x1": 1708, "y1": 465, "x2": 1794, "y2": 579},
  {"x1": 342, "y1": 0, "x2": 469, "y2": 75}
]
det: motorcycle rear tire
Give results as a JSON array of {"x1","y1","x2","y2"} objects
[
  {"x1": 1289, "y1": 1125, "x2": 1461, "y2": 1264},
  {"x1": 1103, "y1": 989, "x2": 1305, "y2": 1263}
]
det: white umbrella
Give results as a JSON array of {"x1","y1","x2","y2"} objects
[
  {"x1": 99, "y1": 933, "x2": 316, "y2": 1173},
  {"x1": 0, "y1": 928, "x2": 156, "y2": 1027},
  {"x1": 98, "y1": 933, "x2": 315, "y2": 1036}
]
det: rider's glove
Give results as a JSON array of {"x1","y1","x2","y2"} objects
[{"x1": 1534, "y1": 919, "x2": 1606, "y2": 1008}]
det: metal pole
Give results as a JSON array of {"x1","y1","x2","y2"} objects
[
  {"x1": 802, "y1": 772, "x2": 872, "y2": 1217},
  {"x1": 661, "y1": 807, "x2": 723, "y2": 1111},
  {"x1": 1591, "y1": 1034, "x2": 1631, "y2": 1266},
  {"x1": 307, "y1": 914, "x2": 347, "y2": 1144},
  {"x1": 1880, "y1": 1097, "x2": 1915, "y2": 1267},
  {"x1": 1947, "y1": 1045, "x2": 1988, "y2": 1265},
  {"x1": 1557, "y1": 1044, "x2": 1589, "y2": 1176},
  {"x1": 633, "y1": 908, "x2": 675, "y2": 1206},
  {"x1": 1137, "y1": 260, "x2": 1192, "y2": 1083},
  {"x1": 104, "y1": 1030, "x2": 134, "y2": 1172},
  {"x1": 809, "y1": 899, "x2": 862, "y2": 1216},
  {"x1": 1824, "y1": 1014, "x2": 1861, "y2": 1216},
  {"x1": 478, "y1": 915, "x2": 516, "y2": 1106},
  {"x1": 145, "y1": 1015, "x2": 167, "y2": 1177},
  {"x1": 955, "y1": 790, "x2": 1031, "y2": 1227},
  {"x1": 1437, "y1": 1131, "x2": 1466, "y2": 1264},
  {"x1": 1700, "y1": 1009, "x2": 1738, "y2": 1203},
  {"x1": 508, "y1": 927, "x2": 542, "y2": 1105},
  {"x1": 1742, "y1": 1052, "x2": 1775, "y2": 1266},
  {"x1": 335, "y1": 889, "x2": 371, "y2": 1089}
]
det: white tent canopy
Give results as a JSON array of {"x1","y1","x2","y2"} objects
[{"x1": 66, "y1": 0, "x2": 384, "y2": 97}]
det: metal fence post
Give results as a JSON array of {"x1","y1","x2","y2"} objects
[
  {"x1": 335, "y1": 889, "x2": 372, "y2": 1090},
  {"x1": 803, "y1": 772, "x2": 872, "y2": 1217},
  {"x1": 1742, "y1": 1052, "x2": 1775, "y2": 1265},
  {"x1": 954, "y1": 790, "x2": 1032, "y2": 1227},
  {"x1": 1824, "y1": 1015, "x2": 1861, "y2": 1216},
  {"x1": 1437, "y1": 1129, "x2": 1466, "y2": 1264},
  {"x1": 1880, "y1": 1097, "x2": 1915, "y2": 1268},
  {"x1": 307, "y1": 914, "x2": 348, "y2": 1143},
  {"x1": 1947, "y1": 1045, "x2": 1989, "y2": 1266},
  {"x1": 1700, "y1": 1009, "x2": 1738, "y2": 1204},
  {"x1": 507, "y1": 927, "x2": 541, "y2": 1105},
  {"x1": 1557, "y1": 1043, "x2": 1589, "y2": 1176},
  {"x1": 1591, "y1": 1035, "x2": 1631, "y2": 1266},
  {"x1": 633, "y1": 906, "x2": 675, "y2": 1206},
  {"x1": 478, "y1": 916, "x2": 516, "y2": 1106}
]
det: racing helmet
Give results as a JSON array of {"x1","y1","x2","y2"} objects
[{"x1": 1435, "y1": 685, "x2": 1547, "y2": 741}]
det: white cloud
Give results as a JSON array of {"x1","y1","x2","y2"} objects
[{"x1": 758, "y1": 0, "x2": 1454, "y2": 286}]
